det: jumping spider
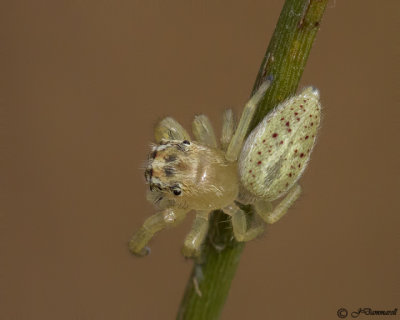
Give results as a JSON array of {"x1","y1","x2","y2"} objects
[{"x1": 129, "y1": 80, "x2": 321, "y2": 258}]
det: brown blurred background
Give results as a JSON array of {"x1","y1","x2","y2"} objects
[{"x1": 1, "y1": 1, "x2": 399, "y2": 319}]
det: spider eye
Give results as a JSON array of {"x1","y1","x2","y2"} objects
[
  {"x1": 183, "y1": 140, "x2": 190, "y2": 145},
  {"x1": 171, "y1": 185, "x2": 182, "y2": 196}
]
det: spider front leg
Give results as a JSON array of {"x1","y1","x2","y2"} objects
[
  {"x1": 182, "y1": 210, "x2": 210, "y2": 258},
  {"x1": 154, "y1": 117, "x2": 191, "y2": 143},
  {"x1": 220, "y1": 109, "x2": 235, "y2": 151},
  {"x1": 129, "y1": 208, "x2": 188, "y2": 256},
  {"x1": 192, "y1": 115, "x2": 218, "y2": 148},
  {"x1": 255, "y1": 184, "x2": 302, "y2": 224},
  {"x1": 224, "y1": 203, "x2": 264, "y2": 242}
]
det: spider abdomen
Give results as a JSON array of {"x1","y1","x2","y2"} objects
[{"x1": 238, "y1": 87, "x2": 321, "y2": 201}]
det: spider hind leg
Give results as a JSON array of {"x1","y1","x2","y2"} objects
[
  {"x1": 225, "y1": 79, "x2": 272, "y2": 162},
  {"x1": 255, "y1": 184, "x2": 302, "y2": 224},
  {"x1": 224, "y1": 203, "x2": 264, "y2": 242}
]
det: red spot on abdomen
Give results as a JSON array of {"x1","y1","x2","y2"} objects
[{"x1": 272, "y1": 133, "x2": 278, "y2": 138}]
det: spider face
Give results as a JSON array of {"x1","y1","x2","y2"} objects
[
  {"x1": 145, "y1": 139, "x2": 239, "y2": 211},
  {"x1": 144, "y1": 140, "x2": 190, "y2": 193}
]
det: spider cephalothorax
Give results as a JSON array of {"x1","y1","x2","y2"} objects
[
  {"x1": 129, "y1": 80, "x2": 321, "y2": 257},
  {"x1": 145, "y1": 140, "x2": 238, "y2": 211}
]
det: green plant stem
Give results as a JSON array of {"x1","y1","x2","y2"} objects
[{"x1": 176, "y1": 1, "x2": 328, "y2": 319}]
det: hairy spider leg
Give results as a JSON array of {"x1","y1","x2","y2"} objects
[
  {"x1": 154, "y1": 117, "x2": 191, "y2": 143},
  {"x1": 192, "y1": 115, "x2": 218, "y2": 148},
  {"x1": 254, "y1": 184, "x2": 302, "y2": 224},
  {"x1": 129, "y1": 208, "x2": 188, "y2": 256},
  {"x1": 225, "y1": 79, "x2": 272, "y2": 162},
  {"x1": 182, "y1": 210, "x2": 210, "y2": 258},
  {"x1": 223, "y1": 203, "x2": 264, "y2": 242},
  {"x1": 220, "y1": 109, "x2": 235, "y2": 151}
]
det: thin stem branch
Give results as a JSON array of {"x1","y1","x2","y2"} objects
[{"x1": 177, "y1": 1, "x2": 328, "y2": 319}]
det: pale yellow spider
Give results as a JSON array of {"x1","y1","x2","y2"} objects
[{"x1": 129, "y1": 79, "x2": 321, "y2": 258}]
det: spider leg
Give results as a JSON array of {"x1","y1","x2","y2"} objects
[
  {"x1": 255, "y1": 184, "x2": 302, "y2": 224},
  {"x1": 225, "y1": 79, "x2": 272, "y2": 162},
  {"x1": 224, "y1": 203, "x2": 264, "y2": 242},
  {"x1": 154, "y1": 117, "x2": 191, "y2": 143},
  {"x1": 129, "y1": 208, "x2": 188, "y2": 256},
  {"x1": 220, "y1": 109, "x2": 235, "y2": 151},
  {"x1": 182, "y1": 210, "x2": 210, "y2": 258},
  {"x1": 192, "y1": 115, "x2": 218, "y2": 148}
]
